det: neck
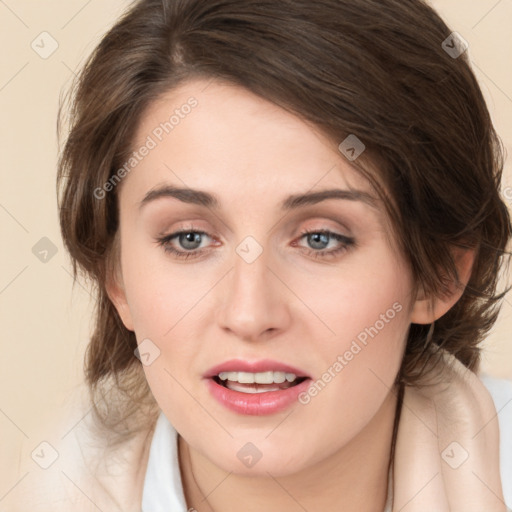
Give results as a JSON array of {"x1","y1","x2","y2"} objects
[{"x1": 179, "y1": 389, "x2": 398, "y2": 512}]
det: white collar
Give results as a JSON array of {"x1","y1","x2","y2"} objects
[{"x1": 142, "y1": 412, "x2": 188, "y2": 511}]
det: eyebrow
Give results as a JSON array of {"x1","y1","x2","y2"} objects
[{"x1": 139, "y1": 184, "x2": 378, "y2": 211}]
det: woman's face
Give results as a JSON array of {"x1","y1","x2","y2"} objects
[{"x1": 111, "y1": 78, "x2": 416, "y2": 476}]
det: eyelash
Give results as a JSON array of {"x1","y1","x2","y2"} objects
[{"x1": 155, "y1": 227, "x2": 355, "y2": 261}]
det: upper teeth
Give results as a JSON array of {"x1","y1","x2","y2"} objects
[{"x1": 218, "y1": 371, "x2": 297, "y2": 384}]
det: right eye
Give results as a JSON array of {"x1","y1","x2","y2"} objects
[{"x1": 155, "y1": 229, "x2": 216, "y2": 260}]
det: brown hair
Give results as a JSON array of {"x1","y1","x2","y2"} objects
[{"x1": 57, "y1": 0, "x2": 511, "y2": 441}]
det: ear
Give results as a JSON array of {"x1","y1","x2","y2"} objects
[
  {"x1": 410, "y1": 246, "x2": 475, "y2": 324},
  {"x1": 105, "y1": 264, "x2": 135, "y2": 332}
]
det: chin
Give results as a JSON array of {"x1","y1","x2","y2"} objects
[{"x1": 201, "y1": 438, "x2": 314, "y2": 478}]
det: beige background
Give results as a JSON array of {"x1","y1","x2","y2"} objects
[{"x1": 1, "y1": 0, "x2": 511, "y2": 494}]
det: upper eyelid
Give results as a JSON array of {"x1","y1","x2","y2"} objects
[{"x1": 161, "y1": 215, "x2": 354, "y2": 238}]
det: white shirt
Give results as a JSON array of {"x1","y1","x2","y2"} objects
[{"x1": 142, "y1": 375, "x2": 512, "y2": 511}]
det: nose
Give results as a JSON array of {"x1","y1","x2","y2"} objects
[{"x1": 216, "y1": 244, "x2": 291, "y2": 342}]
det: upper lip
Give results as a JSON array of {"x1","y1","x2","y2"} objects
[{"x1": 204, "y1": 359, "x2": 311, "y2": 379}]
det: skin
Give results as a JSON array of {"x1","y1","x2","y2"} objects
[{"x1": 107, "y1": 78, "x2": 473, "y2": 511}]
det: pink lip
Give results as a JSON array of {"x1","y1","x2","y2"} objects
[
  {"x1": 204, "y1": 358, "x2": 310, "y2": 379},
  {"x1": 203, "y1": 358, "x2": 311, "y2": 416},
  {"x1": 206, "y1": 376, "x2": 311, "y2": 416}
]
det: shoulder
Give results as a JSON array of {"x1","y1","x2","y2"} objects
[
  {"x1": 3, "y1": 384, "x2": 155, "y2": 512},
  {"x1": 479, "y1": 373, "x2": 512, "y2": 508},
  {"x1": 399, "y1": 349, "x2": 508, "y2": 509}
]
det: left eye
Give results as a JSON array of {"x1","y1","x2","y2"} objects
[
  {"x1": 300, "y1": 231, "x2": 341, "y2": 250},
  {"x1": 294, "y1": 229, "x2": 355, "y2": 260}
]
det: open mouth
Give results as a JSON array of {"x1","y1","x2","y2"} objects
[
  {"x1": 212, "y1": 372, "x2": 309, "y2": 394},
  {"x1": 206, "y1": 367, "x2": 312, "y2": 414}
]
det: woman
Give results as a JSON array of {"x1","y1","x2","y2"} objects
[{"x1": 11, "y1": 0, "x2": 512, "y2": 510}]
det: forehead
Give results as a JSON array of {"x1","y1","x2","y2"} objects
[{"x1": 116, "y1": 78, "x2": 389, "y2": 233}]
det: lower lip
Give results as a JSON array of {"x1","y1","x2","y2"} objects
[{"x1": 205, "y1": 377, "x2": 312, "y2": 415}]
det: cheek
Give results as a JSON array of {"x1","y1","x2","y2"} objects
[
  {"x1": 299, "y1": 257, "x2": 410, "y2": 416},
  {"x1": 291, "y1": 300, "x2": 407, "y2": 468},
  {"x1": 302, "y1": 253, "x2": 410, "y2": 354},
  {"x1": 119, "y1": 234, "x2": 203, "y2": 336}
]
